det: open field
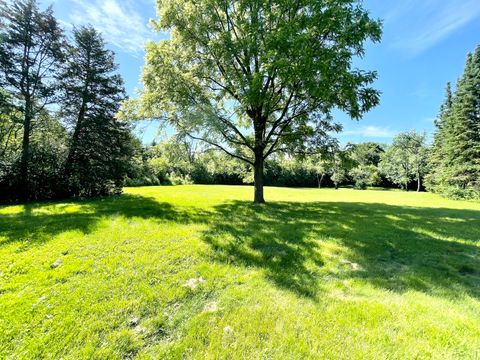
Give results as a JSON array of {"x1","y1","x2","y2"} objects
[{"x1": 1, "y1": 185, "x2": 480, "y2": 359}]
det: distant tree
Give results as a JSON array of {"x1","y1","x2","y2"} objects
[
  {"x1": 147, "y1": 137, "x2": 198, "y2": 184},
  {"x1": 121, "y1": 0, "x2": 382, "y2": 203},
  {"x1": 349, "y1": 142, "x2": 383, "y2": 189},
  {"x1": 305, "y1": 154, "x2": 328, "y2": 188},
  {"x1": 330, "y1": 148, "x2": 352, "y2": 189},
  {"x1": 351, "y1": 142, "x2": 384, "y2": 167},
  {"x1": 304, "y1": 143, "x2": 338, "y2": 188},
  {"x1": 380, "y1": 131, "x2": 428, "y2": 192},
  {"x1": 0, "y1": 0, "x2": 65, "y2": 199},
  {"x1": 350, "y1": 164, "x2": 379, "y2": 190},
  {"x1": 59, "y1": 26, "x2": 132, "y2": 197}
]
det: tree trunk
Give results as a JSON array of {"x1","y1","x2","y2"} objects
[
  {"x1": 416, "y1": 173, "x2": 421, "y2": 192},
  {"x1": 63, "y1": 88, "x2": 88, "y2": 196},
  {"x1": 253, "y1": 152, "x2": 265, "y2": 204},
  {"x1": 19, "y1": 103, "x2": 32, "y2": 200},
  {"x1": 64, "y1": 113, "x2": 83, "y2": 174},
  {"x1": 64, "y1": 52, "x2": 91, "y2": 190},
  {"x1": 318, "y1": 173, "x2": 325, "y2": 188},
  {"x1": 405, "y1": 181, "x2": 409, "y2": 192}
]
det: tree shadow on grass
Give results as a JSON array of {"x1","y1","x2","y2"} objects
[
  {"x1": 0, "y1": 194, "x2": 207, "y2": 248},
  {"x1": 202, "y1": 200, "x2": 480, "y2": 300},
  {"x1": 2, "y1": 193, "x2": 479, "y2": 301}
]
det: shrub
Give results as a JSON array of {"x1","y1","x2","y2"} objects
[{"x1": 436, "y1": 186, "x2": 480, "y2": 200}]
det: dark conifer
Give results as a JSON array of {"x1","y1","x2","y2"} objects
[{"x1": 59, "y1": 26, "x2": 133, "y2": 197}]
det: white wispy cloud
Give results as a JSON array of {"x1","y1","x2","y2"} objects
[
  {"x1": 389, "y1": 0, "x2": 480, "y2": 55},
  {"x1": 66, "y1": 0, "x2": 155, "y2": 55},
  {"x1": 341, "y1": 125, "x2": 396, "y2": 138}
]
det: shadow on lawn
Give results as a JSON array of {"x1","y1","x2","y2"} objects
[
  {"x1": 202, "y1": 200, "x2": 480, "y2": 300},
  {"x1": 0, "y1": 194, "x2": 207, "y2": 247},
  {"x1": 2, "y1": 193, "x2": 479, "y2": 300}
]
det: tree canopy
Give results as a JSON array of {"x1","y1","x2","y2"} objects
[
  {"x1": 122, "y1": 0, "x2": 382, "y2": 203},
  {"x1": 381, "y1": 131, "x2": 427, "y2": 192}
]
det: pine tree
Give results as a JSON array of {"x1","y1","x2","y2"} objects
[
  {"x1": 59, "y1": 26, "x2": 132, "y2": 197},
  {"x1": 0, "y1": 0, "x2": 65, "y2": 199},
  {"x1": 444, "y1": 48, "x2": 480, "y2": 190},
  {"x1": 428, "y1": 46, "x2": 480, "y2": 198},
  {"x1": 425, "y1": 83, "x2": 452, "y2": 190}
]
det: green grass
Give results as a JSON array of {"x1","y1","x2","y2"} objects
[{"x1": 1, "y1": 185, "x2": 480, "y2": 359}]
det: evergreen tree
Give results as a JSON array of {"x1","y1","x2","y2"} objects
[
  {"x1": 443, "y1": 49, "x2": 480, "y2": 190},
  {"x1": 0, "y1": 0, "x2": 65, "y2": 199},
  {"x1": 429, "y1": 46, "x2": 480, "y2": 198},
  {"x1": 425, "y1": 83, "x2": 452, "y2": 191},
  {"x1": 59, "y1": 26, "x2": 132, "y2": 197}
]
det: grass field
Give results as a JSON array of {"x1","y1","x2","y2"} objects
[{"x1": 1, "y1": 185, "x2": 480, "y2": 359}]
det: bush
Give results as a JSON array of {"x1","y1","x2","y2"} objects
[
  {"x1": 124, "y1": 176, "x2": 160, "y2": 187},
  {"x1": 166, "y1": 172, "x2": 193, "y2": 185},
  {"x1": 436, "y1": 186, "x2": 480, "y2": 200},
  {"x1": 350, "y1": 165, "x2": 380, "y2": 190}
]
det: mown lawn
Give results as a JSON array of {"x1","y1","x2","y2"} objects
[{"x1": 1, "y1": 185, "x2": 480, "y2": 359}]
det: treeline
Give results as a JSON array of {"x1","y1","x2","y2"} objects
[
  {"x1": 126, "y1": 133, "x2": 429, "y2": 191},
  {"x1": 0, "y1": 0, "x2": 135, "y2": 202}
]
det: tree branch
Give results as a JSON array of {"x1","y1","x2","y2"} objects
[{"x1": 185, "y1": 132, "x2": 253, "y2": 165}]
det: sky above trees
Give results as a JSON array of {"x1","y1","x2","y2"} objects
[{"x1": 48, "y1": 0, "x2": 480, "y2": 144}]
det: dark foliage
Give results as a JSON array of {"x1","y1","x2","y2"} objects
[
  {"x1": 59, "y1": 26, "x2": 132, "y2": 197},
  {"x1": 0, "y1": 2, "x2": 135, "y2": 203},
  {"x1": 428, "y1": 46, "x2": 480, "y2": 199},
  {"x1": 0, "y1": 0, "x2": 65, "y2": 200}
]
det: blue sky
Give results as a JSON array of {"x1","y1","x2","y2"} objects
[{"x1": 49, "y1": 0, "x2": 480, "y2": 144}]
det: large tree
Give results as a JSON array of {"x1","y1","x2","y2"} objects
[
  {"x1": 122, "y1": 0, "x2": 382, "y2": 203},
  {"x1": 59, "y1": 26, "x2": 132, "y2": 197},
  {"x1": 0, "y1": 0, "x2": 65, "y2": 199},
  {"x1": 441, "y1": 49, "x2": 480, "y2": 191},
  {"x1": 425, "y1": 83, "x2": 452, "y2": 191},
  {"x1": 427, "y1": 47, "x2": 480, "y2": 198}
]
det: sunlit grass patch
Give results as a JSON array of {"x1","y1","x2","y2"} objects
[{"x1": 1, "y1": 185, "x2": 479, "y2": 359}]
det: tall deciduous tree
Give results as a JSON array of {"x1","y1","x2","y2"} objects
[
  {"x1": 122, "y1": 0, "x2": 382, "y2": 203},
  {"x1": 0, "y1": 0, "x2": 64, "y2": 199},
  {"x1": 59, "y1": 26, "x2": 132, "y2": 197}
]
